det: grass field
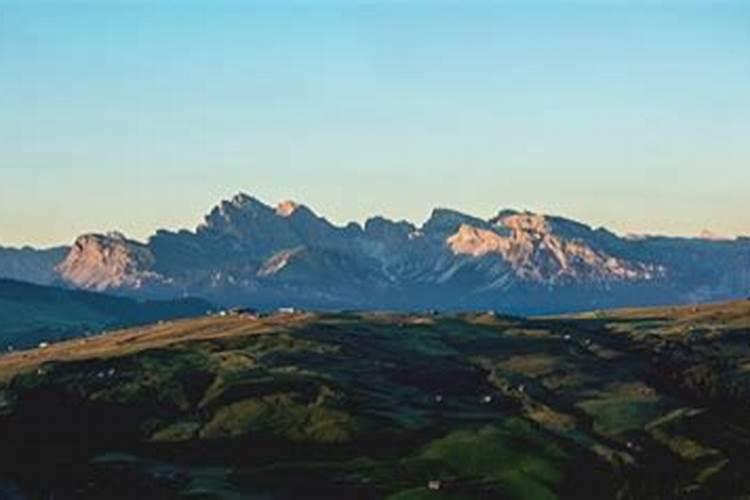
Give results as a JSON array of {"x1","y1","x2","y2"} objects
[{"x1": 1, "y1": 300, "x2": 749, "y2": 498}]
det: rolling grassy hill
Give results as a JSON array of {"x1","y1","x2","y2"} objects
[
  {"x1": 0, "y1": 301, "x2": 749, "y2": 499},
  {"x1": 0, "y1": 279, "x2": 212, "y2": 349}
]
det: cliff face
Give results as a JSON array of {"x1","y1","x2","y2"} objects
[
  {"x1": 56, "y1": 233, "x2": 160, "y2": 291},
  {"x1": 6, "y1": 193, "x2": 750, "y2": 313},
  {"x1": 447, "y1": 214, "x2": 663, "y2": 284}
]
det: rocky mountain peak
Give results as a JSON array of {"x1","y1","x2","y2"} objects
[
  {"x1": 57, "y1": 233, "x2": 158, "y2": 291},
  {"x1": 276, "y1": 200, "x2": 301, "y2": 217},
  {"x1": 422, "y1": 208, "x2": 489, "y2": 237},
  {"x1": 491, "y1": 210, "x2": 605, "y2": 243},
  {"x1": 447, "y1": 218, "x2": 661, "y2": 284},
  {"x1": 208, "y1": 193, "x2": 275, "y2": 223},
  {"x1": 199, "y1": 194, "x2": 278, "y2": 238},
  {"x1": 230, "y1": 192, "x2": 266, "y2": 208},
  {"x1": 493, "y1": 212, "x2": 551, "y2": 234}
]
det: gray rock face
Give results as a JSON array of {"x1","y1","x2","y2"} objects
[{"x1": 6, "y1": 193, "x2": 750, "y2": 314}]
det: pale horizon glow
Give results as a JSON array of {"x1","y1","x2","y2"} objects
[{"x1": 1, "y1": 1, "x2": 748, "y2": 247}]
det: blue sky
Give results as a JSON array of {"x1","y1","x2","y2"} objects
[{"x1": 1, "y1": 0, "x2": 748, "y2": 246}]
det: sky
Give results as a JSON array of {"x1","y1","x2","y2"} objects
[{"x1": 1, "y1": 0, "x2": 748, "y2": 247}]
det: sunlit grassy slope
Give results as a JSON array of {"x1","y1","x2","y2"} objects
[{"x1": 0, "y1": 300, "x2": 749, "y2": 499}]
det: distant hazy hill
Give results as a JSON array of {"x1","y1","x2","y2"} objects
[
  {"x1": 0, "y1": 245, "x2": 68, "y2": 284},
  {"x1": 0, "y1": 279, "x2": 211, "y2": 349},
  {"x1": 2, "y1": 193, "x2": 749, "y2": 313}
]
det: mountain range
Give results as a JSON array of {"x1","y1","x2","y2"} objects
[{"x1": 2, "y1": 193, "x2": 749, "y2": 314}]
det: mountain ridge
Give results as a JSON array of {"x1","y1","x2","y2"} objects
[{"x1": 2, "y1": 193, "x2": 748, "y2": 313}]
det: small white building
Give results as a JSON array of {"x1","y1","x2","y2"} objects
[{"x1": 428, "y1": 480, "x2": 442, "y2": 491}]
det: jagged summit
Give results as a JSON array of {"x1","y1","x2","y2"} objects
[
  {"x1": 202, "y1": 194, "x2": 322, "y2": 230},
  {"x1": 447, "y1": 222, "x2": 661, "y2": 283},
  {"x1": 422, "y1": 208, "x2": 489, "y2": 236},
  {"x1": 229, "y1": 192, "x2": 266, "y2": 208},
  {"x1": 493, "y1": 212, "x2": 552, "y2": 234},
  {"x1": 276, "y1": 200, "x2": 301, "y2": 217}
]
